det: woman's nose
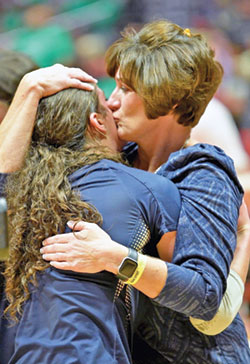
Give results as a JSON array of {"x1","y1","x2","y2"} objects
[{"x1": 107, "y1": 92, "x2": 120, "y2": 112}]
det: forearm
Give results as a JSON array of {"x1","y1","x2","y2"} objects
[
  {"x1": 106, "y1": 248, "x2": 167, "y2": 299},
  {"x1": 0, "y1": 64, "x2": 97, "y2": 173},
  {"x1": 42, "y1": 224, "x2": 168, "y2": 299},
  {"x1": 231, "y1": 226, "x2": 250, "y2": 283},
  {"x1": 0, "y1": 74, "x2": 41, "y2": 172},
  {"x1": 190, "y1": 268, "x2": 244, "y2": 335},
  {"x1": 156, "y1": 148, "x2": 244, "y2": 318}
]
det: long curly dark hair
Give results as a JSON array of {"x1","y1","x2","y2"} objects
[{"x1": 4, "y1": 87, "x2": 123, "y2": 321}]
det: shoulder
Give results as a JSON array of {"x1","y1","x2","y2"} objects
[
  {"x1": 111, "y1": 160, "x2": 181, "y2": 204},
  {"x1": 68, "y1": 159, "x2": 180, "y2": 198},
  {"x1": 113, "y1": 162, "x2": 181, "y2": 231},
  {"x1": 158, "y1": 143, "x2": 243, "y2": 194},
  {"x1": 71, "y1": 160, "x2": 181, "y2": 228}
]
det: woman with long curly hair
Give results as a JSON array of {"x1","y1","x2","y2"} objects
[{"x1": 3, "y1": 85, "x2": 181, "y2": 364}]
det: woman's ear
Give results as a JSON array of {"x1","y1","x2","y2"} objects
[{"x1": 89, "y1": 112, "x2": 107, "y2": 135}]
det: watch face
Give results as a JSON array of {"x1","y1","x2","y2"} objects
[{"x1": 121, "y1": 259, "x2": 137, "y2": 277}]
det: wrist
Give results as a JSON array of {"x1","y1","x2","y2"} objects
[
  {"x1": 21, "y1": 73, "x2": 45, "y2": 100},
  {"x1": 126, "y1": 253, "x2": 147, "y2": 285},
  {"x1": 103, "y1": 242, "x2": 129, "y2": 275},
  {"x1": 116, "y1": 248, "x2": 138, "y2": 282}
]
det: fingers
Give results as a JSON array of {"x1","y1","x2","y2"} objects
[
  {"x1": 68, "y1": 80, "x2": 95, "y2": 91},
  {"x1": 49, "y1": 261, "x2": 72, "y2": 270},
  {"x1": 42, "y1": 233, "x2": 75, "y2": 246},
  {"x1": 67, "y1": 66, "x2": 98, "y2": 83},
  {"x1": 42, "y1": 252, "x2": 68, "y2": 262},
  {"x1": 53, "y1": 64, "x2": 98, "y2": 90},
  {"x1": 67, "y1": 220, "x2": 93, "y2": 231},
  {"x1": 40, "y1": 242, "x2": 69, "y2": 253},
  {"x1": 26, "y1": 64, "x2": 98, "y2": 98}
]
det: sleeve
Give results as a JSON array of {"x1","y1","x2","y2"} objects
[
  {"x1": 154, "y1": 144, "x2": 243, "y2": 320},
  {"x1": 189, "y1": 269, "x2": 244, "y2": 335},
  {"x1": 121, "y1": 169, "x2": 181, "y2": 250}
]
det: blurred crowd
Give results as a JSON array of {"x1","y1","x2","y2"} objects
[
  {"x1": 0, "y1": 0, "x2": 249, "y2": 134},
  {"x1": 0, "y1": 0, "x2": 249, "y2": 154},
  {"x1": 0, "y1": 0, "x2": 250, "y2": 337}
]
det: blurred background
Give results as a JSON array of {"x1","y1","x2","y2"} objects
[
  {"x1": 0, "y1": 0, "x2": 249, "y2": 153},
  {"x1": 0, "y1": 0, "x2": 250, "y2": 339}
]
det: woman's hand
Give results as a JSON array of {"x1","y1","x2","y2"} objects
[
  {"x1": 41, "y1": 221, "x2": 128, "y2": 274},
  {"x1": 0, "y1": 64, "x2": 97, "y2": 173},
  {"x1": 22, "y1": 63, "x2": 97, "y2": 99}
]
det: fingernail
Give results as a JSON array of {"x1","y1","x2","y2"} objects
[{"x1": 40, "y1": 248, "x2": 44, "y2": 253}]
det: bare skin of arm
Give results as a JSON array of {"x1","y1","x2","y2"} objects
[
  {"x1": 0, "y1": 64, "x2": 97, "y2": 173},
  {"x1": 41, "y1": 199, "x2": 250, "y2": 301},
  {"x1": 41, "y1": 220, "x2": 169, "y2": 298},
  {"x1": 231, "y1": 200, "x2": 250, "y2": 282},
  {"x1": 189, "y1": 199, "x2": 250, "y2": 334}
]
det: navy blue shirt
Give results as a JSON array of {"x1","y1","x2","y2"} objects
[
  {"x1": 0, "y1": 159, "x2": 180, "y2": 364},
  {"x1": 132, "y1": 144, "x2": 250, "y2": 364}
]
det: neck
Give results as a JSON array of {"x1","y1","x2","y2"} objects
[{"x1": 134, "y1": 114, "x2": 191, "y2": 172}]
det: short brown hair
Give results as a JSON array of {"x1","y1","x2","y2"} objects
[{"x1": 106, "y1": 20, "x2": 223, "y2": 127}]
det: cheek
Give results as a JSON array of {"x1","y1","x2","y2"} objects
[
  {"x1": 124, "y1": 95, "x2": 144, "y2": 119},
  {"x1": 120, "y1": 94, "x2": 136, "y2": 114}
]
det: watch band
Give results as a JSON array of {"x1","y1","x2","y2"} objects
[
  {"x1": 127, "y1": 248, "x2": 138, "y2": 262},
  {"x1": 117, "y1": 248, "x2": 138, "y2": 281},
  {"x1": 126, "y1": 253, "x2": 147, "y2": 285}
]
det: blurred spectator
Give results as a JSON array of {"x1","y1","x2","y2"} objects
[
  {"x1": 192, "y1": 97, "x2": 250, "y2": 206},
  {"x1": 12, "y1": 4, "x2": 75, "y2": 67},
  {"x1": 192, "y1": 96, "x2": 250, "y2": 337},
  {"x1": 0, "y1": 48, "x2": 38, "y2": 123},
  {"x1": 192, "y1": 97, "x2": 250, "y2": 174},
  {"x1": 74, "y1": 32, "x2": 116, "y2": 98},
  {"x1": 0, "y1": 49, "x2": 38, "y2": 360}
]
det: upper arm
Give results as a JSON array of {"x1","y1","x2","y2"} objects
[
  {"x1": 145, "y1": 174, "x2": 181, "y2": 238},
  {"x1": 156, "y1": 231, "x2": 176, "y2": 262},
  {"x1": 154, "y1": 145, "x2": 243, "y2": 318}
]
